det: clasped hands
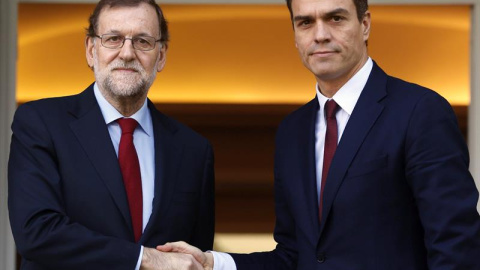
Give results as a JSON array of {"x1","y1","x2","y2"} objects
[{"x1": 140, "y1": 241, "x2": 213, "y2": 270}]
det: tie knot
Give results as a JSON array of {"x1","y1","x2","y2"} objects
[
  {"x1": 117, "y1": 118, "x2": 138, "y2": 134},
  {"x1": 324, "y1": 99, "x2": 339, "y2": 119}
]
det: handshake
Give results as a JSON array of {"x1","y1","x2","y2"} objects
[{"x1": 141, "y1": 241, "x2": 214, "y2": 270}]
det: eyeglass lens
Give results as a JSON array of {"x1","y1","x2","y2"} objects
[{"x1": 101, "y1": 34, "x2": 157, "y2": 51}]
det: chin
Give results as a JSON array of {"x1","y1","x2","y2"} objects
[
  {"x1": 308, "y1": 62, "x2": 334, "y2": 74},
  {"x1": 312, "y1": 69, "x2": 336, "y2": 79},
  {"x1": 115, "y1": 87, "x2": 146, "y2": 98},
  {"x1": 104, "y1": 79, "x2": 146, "y2": 97}
]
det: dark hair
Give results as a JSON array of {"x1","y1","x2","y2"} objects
[
  {"x1": 86, "y1": 0, "x2": 169, "y2": 44},
  {"x1": 286, "y1": 0, "x2": 368, "y2": 22}
]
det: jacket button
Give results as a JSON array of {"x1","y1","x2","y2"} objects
[{"x1": 317, "y1": 253, "x2": 326, "y2": 263}]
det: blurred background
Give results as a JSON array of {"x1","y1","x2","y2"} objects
[
  {"x1": 18, "y1": 4, "x2": 470, "y2": 105},
  {"x1": 3, "y1": 1, "x2": 474, "y2": 267}
]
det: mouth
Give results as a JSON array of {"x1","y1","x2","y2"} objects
[
  {"x1": 112, "y1": 68, "x2": 138, "y2": 73},
  {"x1": 310, "y1": 51, "x2": 337, "y2": 57}
]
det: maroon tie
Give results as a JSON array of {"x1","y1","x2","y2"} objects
[
  {"x1": 117, "y1": 118, "x2": 143, "y2": 242},
  {"x1": 319, "y1": 100, "x2": 339, "y2": 221}
]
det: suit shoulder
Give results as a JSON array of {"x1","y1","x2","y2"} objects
[
  {"x1": 386, "y1": 75, "x2": 442, "y2": 100},
  {"x1": 170, "y1": 115, "x2": 209, "y2": 142},
  {"x1": 278, "y1": 99, "x2": 317, "y2": 128},
  {"x1": 384, "y1": 75, "x2": 453, "y2": 111},
  {"x1": 16, "y1": 92, "x2": 82, "y2": 116},
  {"x1": 152, "y1": 109, "x2": 212, "y2": 148},
  {"x1": 371, "y1": 62, "x2": 440, "y2": 101}
]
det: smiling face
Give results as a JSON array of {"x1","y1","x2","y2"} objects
[
  {"x1": 85, "y1": 2, "x2": 166, "y2": 101},
  {"x1": 292, "y1": 0, "x2": 370, "y2": 95}
]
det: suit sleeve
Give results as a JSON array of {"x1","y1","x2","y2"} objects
[
  {"x1": 405, "y1": 92, "x2": 480, "y2": 269},
  {"x1": 189, "y1": 142, "x2": 215, "y2": 251},
  {"x1": 230, "y1": 121, "x2": 298, "y2": 270},
  {"x1": 8, "y1": 103, "x2": 141, "y2": 269}
]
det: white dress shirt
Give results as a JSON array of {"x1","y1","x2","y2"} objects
[
  {"x1": 93, "y1": 84, "x2": 155, "y2": 270},
  {"x1": 211, "y1": 58, "x2": 373, "y2": 269},
  {"x1": 314, "y1": 58, "x2": 372, "y2": 202}
]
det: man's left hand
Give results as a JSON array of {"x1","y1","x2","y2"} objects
[{"x1": 157, "y1": 241, "x2": 213, "y2": 270}]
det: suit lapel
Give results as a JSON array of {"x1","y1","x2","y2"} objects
[
  {"x1": 141, "y1": 101, "x2": 183, "y2": 241},
  {"x1": 319, "y1": 63, "x2": 388, "y2": 237},
  {"x1": 68, "y1": 85, "x2": 132, "y2": 230}
]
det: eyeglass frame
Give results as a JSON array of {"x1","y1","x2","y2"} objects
[{"x1": 94, "y1": 34, "x2": 163, "y2": 51}]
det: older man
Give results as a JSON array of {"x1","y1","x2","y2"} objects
[
  {"x1": 160, "y1": 0, "x2": 480, "y2": 269},
  {"x1": 8, "y1": 1, "x2": 213, "y2": 269}
]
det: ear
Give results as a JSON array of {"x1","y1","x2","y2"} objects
[
  {"x1": 362, "y1": 11, "x2": 371, "y2": 42},
  {"x1": 85, "y1": 36, "x2": 95, "y2": 69},
  {"x1": 156, "y1": 44, "x2": 168, "y2": 73}
]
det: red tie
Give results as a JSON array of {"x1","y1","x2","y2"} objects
[
  {"x1": 117, "y1": 118, "x2": 143, "y2": 242},
  {"x1": 319, "y1": 100, "x2": 339, "y2": 221}
]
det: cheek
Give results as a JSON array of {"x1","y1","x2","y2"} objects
[
  {"x1": 337, "y1": 37, "x2": 352, "y2": 51},
  {"x1": 140, "y1": 55, "x2": 159, "y2": 72},
  {"x1": 142, "y1": 60, "x2": 156, "y2": 72},
  {"x1": 343, "y1": 29, "x2": 364, "y2": 48},
  {"x1": 295, "y1": 40, "x2": 309, "y2": 58},
  {"x1": 294, "y1": 34, "x2": 308, "y2": 51},
  {"x1": 95, "y1": 49, "x2": 118, "y2": 66}
]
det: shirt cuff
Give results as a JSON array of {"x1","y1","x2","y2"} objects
[
  {"x1": 135, "y1": 245, "x2": 144, "y2": 270},
  {"x1": 210, "y1": 251, "x2": 237, "y2": 270}
]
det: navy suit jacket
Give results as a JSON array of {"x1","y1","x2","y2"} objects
[
  {"x1": 8, "y1": 84, "x2": 215, "y2": 270},
  {"x1": 231, "y1": 63, "x2": 480, "y2": 269}
]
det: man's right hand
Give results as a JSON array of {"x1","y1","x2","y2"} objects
[
  {"x1": 156, "y1": 241, "x2": 214, "y2": 270},
  {"x1": 140, "y1": 247, "x2": 204, "y2": 270}
]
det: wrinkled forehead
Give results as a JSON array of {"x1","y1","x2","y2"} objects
[{"x1": 97, "y1": 3, "x2": 160, "y2": 37}]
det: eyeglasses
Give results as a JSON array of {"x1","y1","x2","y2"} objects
[{"x1": 95, "y1": 34, "x2": 162, "y2": 51}]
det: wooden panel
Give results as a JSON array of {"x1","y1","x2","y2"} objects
[{"x1": 156, "y1": 103, "x2": 300, "y2": 232}]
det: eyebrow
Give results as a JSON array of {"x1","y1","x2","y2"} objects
[
  {"x1": 293, "y1": 7, "x2": 350, "y2": 22},
  {"x1": 105, "y1": 29, "x2": 121, "y2": 34},
  {"x1": 293, "y1": 15, "x2": 313, "y2": 23},
  {"x1": 102, "y1": 29, "x2": 156, "y2": 37},
  {"x1": 322, "y1": 8, "x2": 350, "y2": 19}
]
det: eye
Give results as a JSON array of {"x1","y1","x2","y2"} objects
[
  {"x1": 298, "y1": 20, "x2": 311, "y2": 27},
  {"x1": 132, "y1": 36, "x2": 156, "y2": 50},
  {"x1": 105, "y1": 35, "x2": 122, "y2": 43},
  {"x1": 134, "y1": 37, "x2": 149, "y2": 44},
  {"x1": 134, "y1": 36, "x2": 155, "y2": 47},
  {"x1": 332, "y1": 16, "x2": 343, "y2": 22}
]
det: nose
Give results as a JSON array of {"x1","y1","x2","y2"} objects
[
  {"x1": 118, "y1": 39, "x2": 136, "y2": 61},
  {"x1": 314, "y1": 22, "x2": 331, "y2": 43}
]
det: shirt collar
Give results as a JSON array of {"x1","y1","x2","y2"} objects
[
  {"x1": 316, "y1": 57, "x2": 373, "y2": 115},
  {"x1": 93, "y1": 83, "x2": 153, "y2": 137}
]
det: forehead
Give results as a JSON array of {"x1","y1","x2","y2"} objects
[
  {"x1": 97, "y1": 2, "x2": 160, "y2": 36},
  {"x1": 291, "y1": 0, "x2": 355, "y2": 15}
]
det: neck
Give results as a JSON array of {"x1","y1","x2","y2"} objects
[
  {"x1": 317, "y1": 80, "x2": 346, "y2": 98},
  {"x1": 100, "y1": 89, "x2": 147, "y2": 117},
  {"x1": 112, "y1": 97, "x2": 145, "y2": 117}
]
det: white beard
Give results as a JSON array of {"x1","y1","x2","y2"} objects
[{"x1": 93, "y1": 48, "x2": 158, "y2": 98}]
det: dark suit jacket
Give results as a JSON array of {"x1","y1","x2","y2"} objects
[
  {"x1": 8, "y1": 84, "x2": 215, "y2": 270},
  {"x1": 231, "y1": 62, "x2": 480, "y2": 269}
]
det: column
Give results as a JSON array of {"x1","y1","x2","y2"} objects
[
  {"x1": 0, "y1": 0, "x2": 18, "y2": 269},
  {"x1": 469, "y1": 1, "x2": 480, "y2": 212}
]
